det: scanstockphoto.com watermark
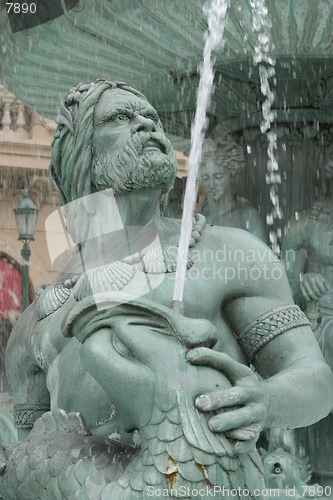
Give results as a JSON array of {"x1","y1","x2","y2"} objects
[{"x1": 146, "y1": 485, "x2": 332, "y2": 497}]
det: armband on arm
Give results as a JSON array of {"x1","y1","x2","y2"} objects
[
  {"x1": 237, "y1": 305, "x2": 310, "y2": 363},
  {"x1": 13, "y1": 404, "x2": 50, "y2": 430}
]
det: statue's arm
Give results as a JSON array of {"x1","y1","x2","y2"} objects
[
  {"x1": 282, "y1": 210, "x2": 331, "y2": 301},
  {"x1": 5, "y1": 305, "x2": 50, "y2": 440},
  {"x1": 189, "y1": 234, "x2": 333, "y2": 442},
  {"x1": 226, "y1": 248, "x2": 333, "y2": 428},
  {"x1": 189, "y1": 321, "x2": 333, "y2": 441},
  {"x1": 253, "y1": 322, "x2": 333, "y2": 427}
]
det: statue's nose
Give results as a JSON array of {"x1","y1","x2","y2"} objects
[{"x1": 132, "y1": 115, "x2": 157, "y2": 133}]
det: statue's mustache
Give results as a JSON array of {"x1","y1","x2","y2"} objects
[
  {"x1": 92, "y1": 130, "x2": 174, "y2": 164},
  {"x1": 131, "y1": 131, "x2": 173, "y2": 156}
]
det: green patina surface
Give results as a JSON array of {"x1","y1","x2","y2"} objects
[{"x1": 0, "y1": 80, "x2": 332, "y2": 498}]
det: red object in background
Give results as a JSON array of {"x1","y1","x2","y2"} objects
[{"x1": 0, "y1": 259, "x2": 21, "y2": 321}]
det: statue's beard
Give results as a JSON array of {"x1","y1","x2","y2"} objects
[{"x1": 92, "y1": 131, "x2": 177, "y2": 195}]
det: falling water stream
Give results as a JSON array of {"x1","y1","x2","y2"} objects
[
  {"x1": 250, "y1": 0, "x2": 281, "y2": 253},
  {"x1": 172, "y1": 0, "x2": 230, "y2": 307}
]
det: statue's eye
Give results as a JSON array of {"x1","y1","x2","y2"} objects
[
  {"x1": 112, "y1": 334, "x2": 134, "y2": 359},
  {"x1": 273, "y1": 463, "x2": 282, "y2": 474},
  {"x1": 114, "y1": 114, "x2": 129, "y2": 122},
  {"x1": 201, "y1": 174, "x2": 209, "y2": 180}
]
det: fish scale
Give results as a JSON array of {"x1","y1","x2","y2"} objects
[{"x1": 0, "y1": 404, "x2": 264, "y2": 499}]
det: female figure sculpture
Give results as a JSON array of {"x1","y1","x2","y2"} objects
[{"x1": 199, "y1": 137, "x2": 267, "y2": 242}]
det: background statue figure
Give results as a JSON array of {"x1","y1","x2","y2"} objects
[
  {"x1": 282, "y1": 144, "x2": 333, "y2": 363},
  {"x1": 282, "y1": 145, "x2": 333, "y2": 489},
  {"x1": 1, "y1": 80, "x2": 333, "y2": 498},
  {"x1": 199, "y1": 137, "x2": 267, "y2": 242}
]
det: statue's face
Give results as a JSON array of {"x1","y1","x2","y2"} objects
[
  {"x1": 91, "y1": 89, "x2": 177, "y2": 193},
  {"x1": 199, "y1": 158, "x2": 231, "y2": 203},
  {"x1": 93, "y1": 89, "x2": 163, "y2": 153}
]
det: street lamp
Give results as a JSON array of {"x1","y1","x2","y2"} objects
[{"x1": 14, "y1": 190, "x2": 39, "y2": 312}]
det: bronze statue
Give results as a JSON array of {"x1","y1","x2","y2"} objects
[{"x1": 1, "y1": 80, "x2": 332, "y2": 499}]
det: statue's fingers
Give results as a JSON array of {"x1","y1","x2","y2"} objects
[
  {"x1": 316, "y1": 277, "x2": 331, "y2": 294},
  {"x1": 208, "y1": 406, "x2": 255, "y2": 433},
  {"x1": 300, "y1": 282, "x2": 310, "y2": 302},
  {"x1": 187, "y1": 348, "x2": 252, "y2": 383},
  {"x1": 309, "y1": 278, "x2": 325, "y2": 298},
  {"x1": 324, "y1": 279, "x2": 331, "y2": 291},
  {"x1": 305, "y1": 279, "x2": 321, "y2": 298},
  {"x1": 226, "y1": 423, "x2": 261, "y2": 441},
  {"x1": 195, "y1": 387, "x2": 247, "y2": 412},
  {"x1": 301, "y1": 281, "x2": 318, "y2": 300}
]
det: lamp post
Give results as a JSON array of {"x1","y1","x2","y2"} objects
[{"x1": 14, "y1": 190, "x2": 39, "y2": 312}]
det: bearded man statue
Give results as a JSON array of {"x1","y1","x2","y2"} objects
[{"x1": 1, "y1": 79, "x2": 332, "y2": 499}]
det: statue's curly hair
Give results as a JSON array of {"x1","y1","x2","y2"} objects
[
  {"x1": 201, "y1": 136, "x2": 245, "y2": 177},
  {"x1": 49, "y1": 79, "x2": 147, "y2": 206}
]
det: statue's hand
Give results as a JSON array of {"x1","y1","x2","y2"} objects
[
  {"x1": 187, "y1": 348, "x2": 268, "y2": 449},
  {"x1": 300, "y1": 272, "x2": 330, "y2": 302}
]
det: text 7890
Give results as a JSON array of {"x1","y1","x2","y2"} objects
[{"x1": 6, "y1": 3, "x2": 37, "y2": 14}]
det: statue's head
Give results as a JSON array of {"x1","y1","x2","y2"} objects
[
  {"x1": 199, "y1": 137, "x2": 245, "y2": 203},
  {"x1": 49, "y1": 79, "x2": 177, "y2": 207},
  {"x1": 261, "y1": 447, "x2": 311, "y2": 490}
]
